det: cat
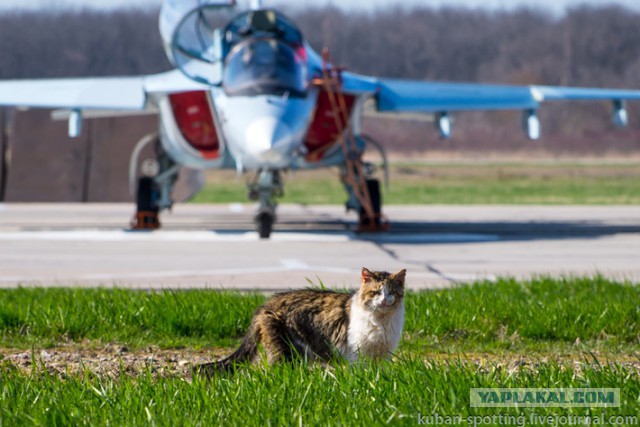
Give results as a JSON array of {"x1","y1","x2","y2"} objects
[{"x1": 195, "y1": 267, "x2": 406, "y2": 376}]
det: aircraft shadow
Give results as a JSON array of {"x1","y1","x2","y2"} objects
[{"x1": 269, "y1": 218, "x2": 640, "y2": 245}]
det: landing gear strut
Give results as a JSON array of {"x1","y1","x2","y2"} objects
[{"x1": 248, "y1": 169, "x2": 283, "y2": 239}]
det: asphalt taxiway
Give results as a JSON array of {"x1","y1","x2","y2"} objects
[{"x1": 1, "y1": 203, "x2": 639, "y2": 290}]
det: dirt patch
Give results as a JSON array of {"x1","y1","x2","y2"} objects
[
  {"x1": 0, "y1": 345, "x2": 230, "y2": 379},
  {"x1": 2, "y1": 346, "x2": 639, "y2": 378},
  {"x1": 424, "y1": 352, "x2": 640, "y2": 375}
]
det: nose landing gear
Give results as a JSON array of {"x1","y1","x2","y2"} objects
[
  {"x1": 248, "y1": 169, "x2": 283, "y2": 239},
  {"x1": 255, "y1": 211, "x2": 275, "y2": 239}
]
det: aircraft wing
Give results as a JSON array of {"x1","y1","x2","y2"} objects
[
  {"x1": 0, "y1": 69, "x2": 210, "y2": 111},
  {"x1": 375, "y1": 79, "x2": 539, "y2": 112},
  {"x1": 373, "y1": 78, "x2": 640, "y2": 113},
  {"x1": 0, "y1": 77, "x2": 147, "y2": 110},
  {"x1": 340, "y1": 72, "x2": 640, "y2": 138}
]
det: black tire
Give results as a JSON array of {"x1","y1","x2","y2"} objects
[
  {"x1": 136, "y1": 176, "x2": 159, "y2": 213},
  {"x1": 257, "y1": 213, "x2": 274, "y2": 239},
  {"x1": 359, "y1": 179, "x2": 382, "y2": 227}
]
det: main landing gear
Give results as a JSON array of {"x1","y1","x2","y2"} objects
[
  {"x1": 315, "y1": 48, "x2": 388, "y2": 234},
  {"x1": 133, "y1": 176, "x2": 161, "y2": 229},
  {"x1": 359, "y1": 178, "x2": 382, "y2": 230},
  {"x1": 248, "y1": 169, "x2": 283, "y2": 239},
  {"x1": 342, "y1": 161, "x2": 386, "y2": 233},
  {"x1": 130, "y1": 135, "x2": 179, "y2": 230}
]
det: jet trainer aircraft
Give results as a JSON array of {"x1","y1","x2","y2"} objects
[{"x1": 1, "y1": 0, "x2": 640, "y2": 238}]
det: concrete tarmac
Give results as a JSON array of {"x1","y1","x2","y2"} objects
[{"x1": 1, "y1": 203, "x2": 639, "y2": 290}]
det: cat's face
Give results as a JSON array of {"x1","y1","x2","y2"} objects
[{"x1": 357, "y1": 268, "x2": 406, "y2": 313}]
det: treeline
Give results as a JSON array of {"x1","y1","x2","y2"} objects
[
  {"x1": 299, "y1": 5, "x2": 640, "y2": 88},
  {"x1": 0, "y1": 5, "x2": 638, "y2": 86},
  {"x1": 1, "y1": 5, "x2": 639, "y2": 154},
  {"x1": 0, "y1": 9, "x2": 169, "y2": 78}
]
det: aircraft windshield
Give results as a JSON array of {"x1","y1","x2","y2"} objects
[{"x1": 223, "y1": 38, "x2": 307, "y2": 97}]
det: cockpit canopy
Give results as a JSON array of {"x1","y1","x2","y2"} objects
[
  {"x1": 159, "y1": 0, "x2": 236, "y2": 85},
  {"x1": 222, "y1": 10, "x2": 308, "y2": 97},
  {"x1": 223, "y1": 38, "x2": 307, "y2": 97}
]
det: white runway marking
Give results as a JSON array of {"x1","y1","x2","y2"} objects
[
  {"x1": 280, "y1": 259, "x2": 311, "y2": 269},
  {"x1": 228, "y1": 203, "x2": 245, "y2": 213},
  {"x1": 0, "y1": 230, "x2": 352, "y2": 243}
]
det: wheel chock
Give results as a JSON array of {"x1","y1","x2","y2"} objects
[
  {"x1": 131, "y1": 211, "x2": 161, "y2": 230},
  {"x1": 357, "y1": 215, "x2": 389, "y2": 233}
]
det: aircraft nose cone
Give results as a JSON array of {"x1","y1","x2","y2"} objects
[{"x1": 244, "y1": 116, "x2": 292, "y2": 164}]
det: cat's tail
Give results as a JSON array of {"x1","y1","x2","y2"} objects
[{"x1": 193, "y1": 323, "x2": 260, "y2": 377}]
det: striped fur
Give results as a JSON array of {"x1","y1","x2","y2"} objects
[{"x1": 195, "y1": 268, "x2": 406, "y2": 376}]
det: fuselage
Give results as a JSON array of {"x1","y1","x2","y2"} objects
[{"x1": 156, "y1": 6, "x2": 356, "y2": 173}]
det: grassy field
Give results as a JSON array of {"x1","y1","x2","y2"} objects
[
  {"x1": 191, "y1": 161, "x2": 640, "y2": 205},
  {"x1": 3, "y1": 358, "x2": 638, "y2": 426},
  {"x1": 1, "y1": 278, "x2": 639, "y2": 425}
]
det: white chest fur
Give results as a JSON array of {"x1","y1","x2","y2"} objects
[{"x1": 344, "y1": 297, "x2": 405, "y2": 361}]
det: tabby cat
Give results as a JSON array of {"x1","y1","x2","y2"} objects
[{"x1": 196, "y1": 267, "x2": 406, "y2": 375}]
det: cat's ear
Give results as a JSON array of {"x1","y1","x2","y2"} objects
[
  {"x1": 361, "y1": 267, "x2": 375, "y2": 284},
  {"x1": 393, "y1": 269, "x2": 407, "y2": 284}
]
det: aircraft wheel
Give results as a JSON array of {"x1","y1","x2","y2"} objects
[
  {"x1": 359, "y1": 179, "x2": 382, "y2": 227},
  {"x1": 136, "y1": 176, "x2": 157, "y2": 212},
  {"x1": 256, "y1": 212, "x2": 274, "y2": 239}
]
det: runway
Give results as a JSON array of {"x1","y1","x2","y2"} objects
[{"x1": 1, "y1": 203, "x2": 639, "y2": 290}]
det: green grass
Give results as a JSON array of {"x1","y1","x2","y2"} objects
[
  {"x1": 2, "y1": 358, "x2": 639, "y2": 426},
  {"x1": 1, "y1": 277, "x2": 639, "y2": 352},
  {"x1": 191, "y1": 162, "x2": 640, "y2": 205},
  {"x1": 2, "y1": 278, "x2": 640, "y2": 425},
  {"x1": 405, "y1": 276, "x2": 640, "y2": 354},
  {"x1": 0, "y1": 289, "x2": 264, "y2": 350}
]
